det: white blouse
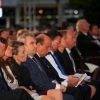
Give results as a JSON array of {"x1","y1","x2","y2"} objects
[{"x1": 2, "y1": 66, "x2": 19, "y2": 89}]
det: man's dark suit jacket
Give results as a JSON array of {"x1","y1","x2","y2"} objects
[
  {"x1": 55, "y1": 49, "x2": 76, "y2": 75},
  {"x1": 34, "y1": 54, "x2": 64, "y2": 83},
  {"x1": 77, "y1": 32, "x2": 100, "y2": 57},
  {"x1": 71, "y1": 46, "x2": 89, "y2": 70},
  {"x1": 23, "y1": 56, "x2": 86, "y2": 100},
  {"x1": 22, "y1": 56, "x2": 56, "y2": 91}
]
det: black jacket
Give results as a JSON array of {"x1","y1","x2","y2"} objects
[
  {"x1": 77, "y1": 32, "x2": 100, "y2": 57},
  {"x1": 34, "y1": 54, "x2": 64, "y2": 83},
  {"x1": 55, "y1": 49, "x2": 76, "y2": 75}
]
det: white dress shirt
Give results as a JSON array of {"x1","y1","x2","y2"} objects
[
  {"x1": 45, "y1": 51, "x2": 68, "y2": 87},
  {"x1": 92, "y1": 35, "x2": 100, "y2": 46}
]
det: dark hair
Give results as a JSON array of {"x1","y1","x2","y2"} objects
[
  {"x1": 46, "y1": 29, "x2": 62, "y2": 40},
  {"x1": 36, "y1": 38, "x2": 44, "y2": 45},
  {"x1": 89, "y1": 24, "x2": 98, "y2": 31},
  {"x1": 8, "y1": 30, "x2": 16, "y2": 36},
  {"x1": 0, "y1": 29, "x2": 7, "y2": 36},
  {"x1": 0, "y1": 37, "x2": 7, "y2": 44},
  {"x1": 58, "y1": 30, "x2": 67, "y2": 37},
  {"x1": 12, "y1": 41, "x2": 24, "y2": 55},
  {"x1": 0, "y1": 39, "x2": 18, "y2": 83},
  {"x1": 0, "y1": 37, "x2": 7, "y2": 48},
  {"x1": 0, "y1": 57, "x2": 18, "y2": 83},
  {"x1": 35, "y1": 34, "x2": 47, "y2": 45}
]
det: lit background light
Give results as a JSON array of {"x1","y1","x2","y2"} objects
[
  {"x1": 38, "y1": 9, "x2": 43, "y2": 14},
  {"x1": 0, "y1": 8, "x2": 3, "y2": 18}
]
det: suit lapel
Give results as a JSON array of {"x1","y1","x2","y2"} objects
[
  {"x1": 27, "y1": 56, "x2": 47, "y2": 75},
  {"x1": 63, "y1": 49, "x2": 75, "y2": 74}
]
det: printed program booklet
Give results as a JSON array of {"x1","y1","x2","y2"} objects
[{"x1": 74, "y1": 73, "x2": 89, "y2": 87}]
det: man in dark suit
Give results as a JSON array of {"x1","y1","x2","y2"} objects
[
  {"x1": 45, "y1": 30, "x2": 79, "y2": 81},
  {"x1": 35, "y1": 33, "x2": 89, "y2": 100},
  {"x1": 89, "y1": 24, "x2": 100, "y2": 46},
  {"x1": 76, "y1": 19, "x2": 100, "y2": 57},
  {"x1": 35, "y1": 34, "x2": 67, "y2": 85},
  {"x1": 71, "y1": 46, "x2": 100, "y2": 80},
  {"x1": 0, "y1": 37, "x2": 34, "y2": 100},
  {"x1": 35, "y1": 32, "x2": 80, "y2": 86},
  {"x1": 17, "y1": 32, "x2": 82, "y2": 100},
  {"x1": 53, "y1": 30, "x2": 78, "y2": 75},
  {"x1": 45, "y1": 30, "x2": 99, "y2": 100},
  {"x1": 35, "y1": 31, "x2": 87, "y2": 100},
  {"x1": 54, "y1": 30, "x2": 100, "y2": 100}
]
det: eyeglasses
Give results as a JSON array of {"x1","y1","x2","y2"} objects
[{"x1": 54, "y1": 40, "x2": 61, "y2": 44}]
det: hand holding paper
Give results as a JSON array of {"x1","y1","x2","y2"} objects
[{"x1": 74, "y1": 73, "x2": 87, "y2": 87}]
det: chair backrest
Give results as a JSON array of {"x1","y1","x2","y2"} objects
[
  {"x1": 74, "y1": 58, "x2": 85, "y2": 73},
  {"x1": 86, "y1": 56, "x2": 100, "y2": 66},
  {"x1": 74, "y1": 56, "x2": 100, "y2": 74}
]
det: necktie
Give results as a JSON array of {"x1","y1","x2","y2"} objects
[
  {"x1": 69, "y1": 52, "x2": 76, "y2": 73},
  {"x1": 0, "y1": 68, "x2": 2, "y2": 78},
  {"x1": 32, "y1": 57, "x2": 43, "y2": 71},
  {"x1": 75, "y1": 46, "x2": 83, "y2": 59},
  {"x1": 51, "y1": 54, "x2": 66, "y2": 75}
]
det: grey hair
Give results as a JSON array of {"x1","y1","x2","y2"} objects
[
  {"x1": 76, "y1": 19, "x2": 86, "y2": 32},
  {"x1": 17, "y1": 33, "x2": 35, "y2": 44}
]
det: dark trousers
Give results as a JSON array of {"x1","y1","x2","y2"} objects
[
  {"x1": 0, "y1": 89, "x2": 33, "y2": 100},
  {"x1": 86, "y1": 80, "x2": 100, "y2": 100},
  {"x1": 63, "y1": 94, "x2": 75, "y2": 100},
  {"x1": 64, "y1": 87, "x2": 82, "y2": 100},
  {"x1": 82, "y1": 84, "x2": 91, "y2": 100},
  {"x1": 78, "y1": 85, "x2": 87, "y2": 100}
]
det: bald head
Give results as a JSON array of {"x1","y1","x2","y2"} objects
[
  {"x1": 76, "y1": 19, "x2": 90, "y2": 33},
  {"x1": 36, "y1": 34, "x2": 51, "y2": 45},
  {"x1": 36, "y1": 34, "x2": 52, "y2": 57}
]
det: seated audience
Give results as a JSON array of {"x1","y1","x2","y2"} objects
[
  {"x1": 0, "y1": 37, "x2": 34, "y2": 100},
  {"x1": 1, "y1": 40, "x2": 64, "y2": 100},
  {"x1": 35, "y1": 33, "x2": 88, "y2": 100},
  {"x1": 76, "y1": 19, "x2": 100, "y2": 57},
  {"x1": 45, "y1": 29, "x2": 96, "y2": 100},
  {"x1": 17, "y1": 32, "x2": 76, "y2": 100}
]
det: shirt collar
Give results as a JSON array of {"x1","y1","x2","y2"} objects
[
  {"x1": 65, "y1": 48, "x2": 71, "y2": 54},
  {"x1": 83, "y1": 32, "x2": 88, "y2": 36},
  {"x1": 28, "y1": 55, "x2": 33, "y2": 59},
  {"x1": 92, "y1": 35, "x2": 98, "y2": 39},
  {"x1": 36, "y1": 53, "x2": 40, "y2": 57},
  {"x1": 50, "y1": 51, "x2": 54, "y2": 55}
]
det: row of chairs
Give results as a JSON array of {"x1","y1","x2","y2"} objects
[{"x1": 74, "y1": 56, "x2": 100, "y2": 74}]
